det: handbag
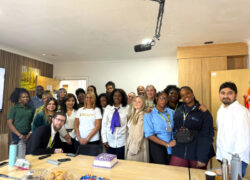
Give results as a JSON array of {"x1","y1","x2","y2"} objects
[{"x1": 175, "y1": 127, "x2": 197, "y2": 144}]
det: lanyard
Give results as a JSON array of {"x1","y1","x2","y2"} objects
[
  {"x1": 182, "y1": 105, "x2": 196, "y2": 125},
  {"x1": 146, "y1": 101, "x2": 155, "y2": 108},
  {"x1": 158, "y1": 111, "x2": 171, "y2": 126},
  {"x1": 174, "y1": 104, "x2": 178, "y2": 112}
]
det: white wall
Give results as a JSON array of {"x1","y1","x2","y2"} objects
[
  {"x1": 53, "y1": 57, "x2": 178, "y2": 95},
  {"x1": 60, "y1": 80, "x2": 87, "y2": 94}
]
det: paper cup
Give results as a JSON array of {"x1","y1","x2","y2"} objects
[{"x1": 205, "y1": 171, "x2": 216, "y2": 180}]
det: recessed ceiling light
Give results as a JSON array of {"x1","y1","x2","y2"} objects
[{"x1": 42, "y1": 53, "x2": 46, "y2": 56}]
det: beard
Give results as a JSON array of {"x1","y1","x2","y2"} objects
[
  {"x1": 53, "y1": 124, "x2": 62, "y2": 132},
  {"x1": 222, "y1": 98, "x2": 235, "y2": 105}
]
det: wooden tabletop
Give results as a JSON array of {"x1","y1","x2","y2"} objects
[{"x1": 0, "y1": 154, "x2": 207, "y2": 180}]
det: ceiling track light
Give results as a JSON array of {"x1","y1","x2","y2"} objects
[{"x1": 134, "y1": 0, "x2": 165, "y2": 52}]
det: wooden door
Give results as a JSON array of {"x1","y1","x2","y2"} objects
[
  {"x1": 178, "y1": 58, "x2": 202, "y2": 103},
  {"x1": 201, "y1": 57, "x2": 227, "y2": 110}
]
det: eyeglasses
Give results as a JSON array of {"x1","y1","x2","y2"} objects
[
  {"x1": 55, "y1": 118, "x2": 65, "y2": 123},
  {"x1": 158, "y1": 97, "x2": 167, "y2": 101}
]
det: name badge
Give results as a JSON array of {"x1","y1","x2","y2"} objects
[{"x1": 166, "y1": 126, "x2": 172, "y2": 132}]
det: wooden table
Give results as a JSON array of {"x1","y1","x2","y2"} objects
[{"x1": 0, "y1": 154, "x2": 208, "y2": 180}]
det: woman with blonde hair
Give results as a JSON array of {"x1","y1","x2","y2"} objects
[
  {"x1": 126, "y1": 96, "x2": 149, "y2": 162},
  {"x1": 75, "y1": 91, "x2": 102, "y2": 149},
  {"x1": 145, "y1": 85, "x2": 156, "y2": 113}
]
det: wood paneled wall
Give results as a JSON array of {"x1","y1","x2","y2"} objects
[
  {"x1": 178, "y1": 42, "x2": 248, "y2": 111},
  {"x1": 0, "y1": 49, "x2": 53, "y2": 134},
  {"x1": 177, "y1": 42, "x2": 248, "y2": 59},
  {"x1": 0, "y1": 133, "x2": 8, "y2": 161}
]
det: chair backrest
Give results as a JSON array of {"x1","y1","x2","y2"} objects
[{"x1": 76, "y1": 144, "x2": 103, "y2": 156}]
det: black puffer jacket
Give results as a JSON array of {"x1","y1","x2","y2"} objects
[{"x1": 172, "y1": 102, "x2": 215, "y2": 163}]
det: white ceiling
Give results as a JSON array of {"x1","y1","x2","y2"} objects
[{"x1": 0, "y1": 0, "x2": 250, "y2": 63}]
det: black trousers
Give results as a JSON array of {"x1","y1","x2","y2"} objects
[
  {"x1": 107, "y1": 146, "x2": 125, "y2": 160},
  {"x1": 149, "y1": 140, "x2": 171, "y2": 165},
  {"x1": 62, "y1": 138, "x2": 77, "y2": 154}
]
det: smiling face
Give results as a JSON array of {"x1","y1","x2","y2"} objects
[
  {"x1": 19, "y1": 93, "x2": 29, "y2": 105},
  {"x1": 52, "y1": 115, "x2": 66, "y2": 131},
  {"x1": 85, "y1": 93, "x2": 94, "y2": 107},
  {"x1": 66, "y1": 97, "x2": 75, "y2": 109},
  {"x1": 133, "y1": 97, "x2": 144, "y2": 110},
  {"x1": 180, "y1": 88, "x2": 195, "y2": 106},
  {"x1": 219, "y1": 87, "x2": 237, "y2": 106},
  {"x1": 106, "y1": 85, "x2": 114, "y2": 94},
  {"x1": 113, "y1": 91, "x2": 122, "y2": 106},
  {"x1": 46, "y1": 100, "x2": 56, "y2": 112},
  {"x1": 137, "y1": 86, "x2": 145, "y2": 96},
  {"x1": 146, "y1": 86, "x2": 155, "y2": 100},
  {"x1": 168, "y1": 89, "x2": 179, "y2": 103},
  {"x1": 156, "y1": 93, "x2": 167, "y2": 109}
]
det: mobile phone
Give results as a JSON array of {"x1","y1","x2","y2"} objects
[
  {"x1": 57, "y1": 158, "x2": 71, "y2": 162},
  {"x1": 0, "y1": 162, "x2": 8, "y2": 168},
  {"x1": 66, "y1": 153, "x2": 78, "y2": 157},
  {"x1": 38, "y1": 154, "x2": 51, "y2": 160}
]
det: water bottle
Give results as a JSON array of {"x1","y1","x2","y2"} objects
[
  {"x1": 17, "y1": 139, "x2": 26, "y2": 159},
  {"x1": 222, "y1": 158, "x2": 229, "y2": 180},
  {"x1": 231, "y1": 154, "x2": 242, "y2": 180},
  {"x1": 9, "y1": 141, "x2": 17, "y2": 167}
]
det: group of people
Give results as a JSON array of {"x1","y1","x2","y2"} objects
[{"x1": 6, "y1": 81, "x2": 250, "y2": 177}]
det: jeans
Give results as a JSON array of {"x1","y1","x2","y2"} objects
[
  {"x1": 242, "y1": 161, "x2": 248, "y2": 177},
  {"x1": 11, "y1": 132, "x2": 20, "y2": 143}
]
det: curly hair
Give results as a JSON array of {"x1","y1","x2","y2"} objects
[
  {"x1": 164, "y1": 85, "x2": 180, "y2": 95},
  {"x1": 9, "y1": 88, "x2": 31, "y2": 104},
  {"x1": 109, "y1": 88, "x2": 128, "y2": 107}
]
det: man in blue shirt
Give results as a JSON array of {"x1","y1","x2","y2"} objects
[{"x1": 30, "y1": 86, "x2": 44, "y2": 109}]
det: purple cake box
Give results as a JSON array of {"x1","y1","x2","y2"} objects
[{"x1": 92, "y1": 153, "x2": 118, "y2": 169}]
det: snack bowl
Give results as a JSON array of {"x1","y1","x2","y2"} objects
[
  {"x1": 22, "y1": 169, "x2": 48, "y2": 180},
  {"x1": 44, "y1": 167, "x2": 79, "y2": 180}
]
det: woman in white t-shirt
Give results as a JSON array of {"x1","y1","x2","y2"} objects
[{"x1": 75, "y1": 92, "x2": 102, "y2": 148}]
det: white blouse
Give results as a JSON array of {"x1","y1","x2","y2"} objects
[
  {"x1": 101, "y1": 105, "x2": 129, "y2": 148},
  {"x1": 59, "y1": 109, "x2": 77, "y2": 142}
]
